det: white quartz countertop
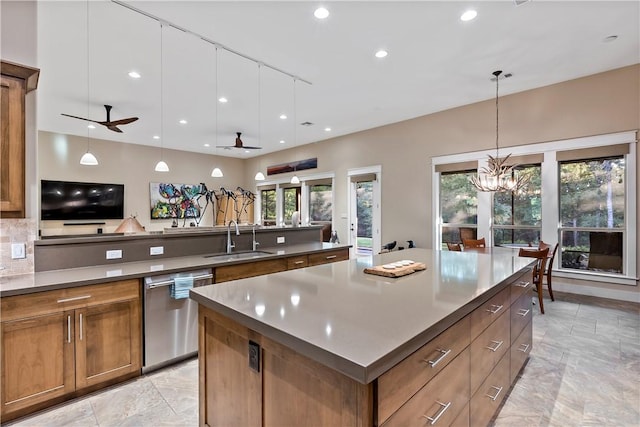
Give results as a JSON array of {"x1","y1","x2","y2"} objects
[
  {"x1": 190, "y1": 247, "x2": 533, "y2": 384},
  {"x1": 0, "y1": 242, "x2": 349, "y2": 296}
]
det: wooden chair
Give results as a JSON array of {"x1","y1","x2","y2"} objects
[
  {"x1": 446, "y1": 242, "x2": 462, "y2": 251},
  {"x1": 459, "y1": 227, "x2": 477, "y2": 242},
  {"x1": 462, "y1": 237, "x2": 485, "y2": 249},
  {"x1": 540, "y1": 242, "x2": 558, "y2": 302},
  {"x1": 518, "y1": 247, "x2": 550, "y2": 314}
]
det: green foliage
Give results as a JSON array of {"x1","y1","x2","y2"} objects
[
  {"x1": 310, "y1": 185, "x2": 332, "y2": 221},
  {"x1": 357, "y1": 182, "x2": 373, "y2": 237},
  {"x1": 261, "y1": 189, "x2": 276, "y2": 221}
]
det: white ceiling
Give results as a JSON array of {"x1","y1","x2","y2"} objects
[{"x1": 36, "y1": 1, "x2": 639, "y2": 159}]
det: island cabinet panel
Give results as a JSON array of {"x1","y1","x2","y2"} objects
[
  {"x1": 215, "y1": 258, "x2": 287, "y2": 283},
  {"x1": 509, "y1": 268, "x2": 533, "y2": 305},
  {"x1": 510, "y1": 290, "x2": 533, "y2": 343},
  {"x1": 470, "y1": 286, "x2": 510, "y2": 341},
  {"x1": 510, "y1": 319, "x2": 533, "y2": 384},
  {"x1": 286, "y1": 254, "x2": 309, "y2": 270},
  {"x1": 451, "y1": 402, "x2": 470, "y2": 427},
  {"x1": 307, "y1": 248, "x2": 349, "y2": 266},
  {"x1": 381, "y1": 348, "x2": 470, "y2": 427},
  {"x1": 377, "y1": 315, "x2": 471, "y2": 424},
  {"x1": 470, "y1": 308, "x2": 511, "y2": 395},
  {"x1": 470, "y1": 352, "x2": 510, "y2": 427}
]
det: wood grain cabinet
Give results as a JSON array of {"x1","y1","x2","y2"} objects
[
  {"x1": 0, "y1": 280, "x2": 141, "y2": 421},
  {"x1": 308, "y1": 248, "x2": 349, "y2": 266},
  {"x1": 0, "y1": 61, "x2": 39, "y2": 218}
]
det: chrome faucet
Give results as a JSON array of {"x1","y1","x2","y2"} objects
[
  {"x1": 227, "y1": 220, "x2": 240, "y2": 254},
  {"x1": 252, "y1": 225, "x2": 260, "y2": 251}
]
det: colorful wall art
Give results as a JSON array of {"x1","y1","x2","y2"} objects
[
  {"x1": 267, "y1": 157, "x2": 318, "y2": 176},
  {"x1": 150, "y1": 182, "x2": 208, "y2": 220}
]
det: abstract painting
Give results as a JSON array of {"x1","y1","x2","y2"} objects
[{"x1": 150, "y1": 182, "x2": 207, "y2": 219}]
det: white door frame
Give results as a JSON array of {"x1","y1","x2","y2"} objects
[{"x1": 347, "y1": 165, "x2": 382, "y2": 255}]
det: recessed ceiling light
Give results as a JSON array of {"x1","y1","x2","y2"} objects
[
  {"x1": 204, "y1": 143, "x2": 210, "y2": 147},
  {"x1": 128, "y1": 71, "x2": 141, "y2": 79},
  {"x1": 87, "y1": 124, "x2": 95, "y2": 129},
  {"x1": 244, "y1": 150, "x2": 250, "y2": 154},
  {"x1": 314, "y1": 7, "x2": 329, "y2": 19},
  {"x1": 218, "y1": 97, "x2": 228, "y2": 103},
  {"x1": 280, "y1": 114, "x2": 287, "y2": 119},
  {"x1": 460, "y1": 10, "x2": 477, "y2": 21},
  {"x1": 153, "y1": 135, "x2": 160, "y2": 140},
  {"x1": 324, "y1": 127, "x2": 331, "y2": 132},
  {"x1": 375, "y1": 50, "x2": 388, "y2": 58},
  {"x1": 603, "y1": 35, "x2": 618, "y2": 42},
  {"x1": 280, "y1": 140, "x2": 285, "y2": 144},
  {"x1": 179, "y1": 119, "x2": 188, "y2": 124}
]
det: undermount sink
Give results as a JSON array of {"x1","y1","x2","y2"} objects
[{"x1": 203, "y1": 250, "x2": 273, "y2": 261}]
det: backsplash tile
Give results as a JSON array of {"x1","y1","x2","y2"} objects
[{"x1": 0, "y1": 218, "x2": 36, "y2": 277}]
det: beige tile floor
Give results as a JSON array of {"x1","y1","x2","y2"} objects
[{"x1": 4, "y1": 292, "x2": 639, "y2": 427}]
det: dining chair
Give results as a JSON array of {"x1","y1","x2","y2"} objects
[
  {"x1": 446, "y1": 242, "x2": 462, "y2": 251},
  {"x1": 462, "y1": 237, "x2": 485, "y2": 249},
  {"x1": 540, "y1": 242, "x2": 558, "y2": 302},
  {"x1": 518, "y1": 246, "x2": 550, "y2": 314},
  {"x1": 459, "y1": 227, "x2": 477, "y2": 242}
]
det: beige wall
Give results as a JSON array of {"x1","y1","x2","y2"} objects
[{"x1": 38, "y1": 132, "x2": 246, "y2": 235}]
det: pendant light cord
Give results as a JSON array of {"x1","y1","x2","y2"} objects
[
  {"x1": 160, "y1": 23, "x2": 164, "y2": 161},
  {"x1": 258, "y1": 63, "x2": 261, "y2": 147},
  {"x1": 215, "y1": 46, "x2": 218, "y2": 149},
  {"x1": 86, "y1": 0, "x2": 90, "y2": 150},
  {"x1": 494, "y1": 70, "x2": 501, "y2": 158}
]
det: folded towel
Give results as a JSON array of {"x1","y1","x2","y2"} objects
[{"x1": 170, "y1": 276, "x2": 194, "y2": 300}]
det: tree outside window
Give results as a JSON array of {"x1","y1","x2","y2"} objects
[
  {"x1": 260, "y1": 189, "x2": 276, "y2": 226},
  {"x1": 440, "y1": 170, "x2": 477, "y2": 247},
  {"x1": 283, "y1": 187, "x2": 301, "y2": 224},
  {"x1": 309, "y1": 184, "x2": 332, "y2": 222}
]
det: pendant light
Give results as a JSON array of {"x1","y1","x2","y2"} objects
[
  {"x1": 211, "y1": 46, "x2": 224, "y2": 178},
  {"x1": 290, "y1": 77, "x2": 300, "y2": 184},
  {"x1": 470, "y1": 70, "x2": 528, "y2": 192},
  {"x1": 254, "y1": 63, "x2": 265, "y2": 181},
  {"x1": 155, "y1": 22, "x2": 169, "y2": 172},
  {"x1": 80, "y1": 0, "x2": 98, "y2": 166}
]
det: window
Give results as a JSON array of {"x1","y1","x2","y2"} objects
[
  {"x1": 309, "y1": 184, "x2": 332, "y2": 222},
  {"x1": 559, "y1": 156, "x2": 625, "y2": 274},
  {"x1": 260, "y1": 189, "x2": 276, "y2": 226},
  {"x1": 283, "y1": 187, "x2": 301, "y2": 224},
  {"x1": 493, "y1": 164, "x2": 542, "y2": 246},
  {"x1": 440, "y1": 170, "x2": 478, "y2": 247}
]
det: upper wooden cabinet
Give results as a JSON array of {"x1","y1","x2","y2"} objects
[{"x1": 0, "y1": 60, "x2": 39, "y2": 218}]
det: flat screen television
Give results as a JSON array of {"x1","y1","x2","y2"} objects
[{"x1": 40, "y1": 180, "x2": 124, "y2": 221}]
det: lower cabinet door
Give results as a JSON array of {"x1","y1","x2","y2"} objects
[
  {"x1": 75, "y1": 300, "x2": 141, "y2": 389},
  {"x1": 1, "y1": 311, "x2": 75, "y2": 416},
  {"x1": 470, "y1": 352, "x2": 510, "y2": 427},
  {"x1": 382, "y1": 348, "x2": 470, "y2": 427},
  {"x1": 510, "y1": 319, "x2": 532, "y2": 383}
]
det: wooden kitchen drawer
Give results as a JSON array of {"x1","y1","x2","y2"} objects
[
  {"x1": 451, "y1": 402, "x2": 470, "y2": 427},
  {"x1": 510, "y1": 268, "x2": 533, "y2": 305},
  {"x1": 470, "y1": 351, "x2": 510, "y2": 427},
  {"x1": 382, "y1": 348, "x2": 470, "y2": 427},
  {"x1": 510, "y1": 290, "x2": 533, "y2": 344},
  {"x1": 287, "y1": 255, "x2": 309, "y2": 270},
  {"x1": 215, "y1": 258, "x2": 287, "y2": 283},
  {"x1": 470, "y1": 308, "x2": 510, "y2": 394},
  {"x1": 510, "y1": 319, "x2": 532, "y2": 383},
  {"x1": 1, "y1": 279, "x2": 140, "y2": 322},
  {"x1": 378, "y1": 315, "x2": 470, "y2": 424},
  {"x1": 307, "y1": 248, "x2": 349, "y2": 266},
  {"x1": 470, "y1": 286, "x2": 510, "y2": 340}
]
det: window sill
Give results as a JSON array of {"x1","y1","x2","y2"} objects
[{"x1": 554, "y1": 269, "x2": 638, "y2": 286}]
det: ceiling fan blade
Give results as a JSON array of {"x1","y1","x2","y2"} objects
[
  {"x1": 61, "y1": 113, "x2": 100, "y2": 124},
  {"x1": 106, "y1": 125, "x2": 124, "y2": 133},
  {"x1": 241, "y1": 146, "x2": 262, "y2": 150},
  {"x1": 108, "y1": 117, "x2": 139, "y2": 126}
]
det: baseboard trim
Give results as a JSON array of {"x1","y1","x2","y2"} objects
[{"x1": 553, "y1": 280, "x2": 640, "y2": 303}]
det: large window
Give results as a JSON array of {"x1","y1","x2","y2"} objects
[
  {"x1": 559, "y1": 156, "x2": 625, "y2": 274},
  {"x1": 440, "y1": 170, "x2": 478, "y2": 246},
  {"x1": 283, "y1": 187, "x2": 301, "y2": 225},
  {"x1": 493, "y1": 164, "x2": 542, "y2": 246},
  {"x1": 309, "y1": 184, "x2": 332, "y2": 222},
  {"x1": 260, "y1": 189, "x2": 276, "y2": 226}
]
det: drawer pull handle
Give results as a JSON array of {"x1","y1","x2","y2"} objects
[
  {"x1": 486, "y1": 304, "x2": 503, "y2": 314},
  {"x1": 79, "y1": 313, "x2": 83, "y2": 341},
  {"x1": 326, "y1": 255, "x2": 337, "y2": 259},
  {"x1": 515, "y1": 281, "x2": 530, "y2": 288},
  {"x1": 423, "y1": 348, "x2": 451, "y2": 368},
  {"x1": 67, "y1": 315, "x2": 71, "y2": 343},
  {"x1": 486, "y1": 385, "x2": 503, "y2": 401},
  {"x1": 517, "y1": 308, "x2": 530, "y2": 317},
  {"x1": 294, "y1": 260, "x2": 305, "y2": 265},
  {"x1": 422, "y1": 400, "x2": 451, "y2": 425},
  {"x1": 57, "y1": 295, "x2": 91, "y2": 304},
  {"x1": 518, "y1": 343, "x2": 530, "y2": 353},
  {"x1": 486, "y1": 340, "x2": 503, "y2": 352}
]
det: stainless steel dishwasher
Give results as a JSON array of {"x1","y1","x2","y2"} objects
[{"x1": 143, "y1": 269, "x2": 213, "y2": 373}]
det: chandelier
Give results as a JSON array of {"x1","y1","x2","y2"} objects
[{"x1": 470, "y1": 70, "x2": 528, "y2": 192}]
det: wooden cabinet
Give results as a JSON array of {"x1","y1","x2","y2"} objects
[
  {"x1": 0, "y1": 280, "x2": 141, "y2": 421},
  {"x1": 0, "y1": 61, "x2": 39, "y2": 218},
  {"x1": 287, "y1": 254, "x2": 309, "y2": 270},
  {"x1": 470, "y1": 307, "x2": 510, "y2": 394},
  {"x1": 470, "y1": 351, "x2": 510, "y2": 426},
  {"x1": 308, "y1": 248, "x2": 349, "y2": 266},
  {"x1": 215, "y1": 258, "x2": 288, "y2": 283}
]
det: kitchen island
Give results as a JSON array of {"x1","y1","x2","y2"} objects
[{"x1": 190, "y1": 248, "x2": 535, "y2": 426}]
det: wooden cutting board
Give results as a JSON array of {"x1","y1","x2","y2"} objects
[{"x1": 364, "y1": 262, "x2": 427, "y2": 278}]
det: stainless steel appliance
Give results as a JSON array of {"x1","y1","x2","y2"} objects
[{"x1": 143, "y1": 269, "x2": 213, "y2": 373}]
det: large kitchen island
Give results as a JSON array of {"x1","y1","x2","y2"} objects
[{"x1": 190, "y1": 248, "x2": 534, "y2": 426}]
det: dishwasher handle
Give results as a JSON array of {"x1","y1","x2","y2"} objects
[{"x1": 145, "y1": 273, "x2": 213, "y2": 289}]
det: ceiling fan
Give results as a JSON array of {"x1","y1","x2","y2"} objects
[
  {"x1": 61, "y1": 104, "x2": 138, "y2": 133},
  {"x1": 217, "y1": 132, "x2": 262, "y2": 150}
]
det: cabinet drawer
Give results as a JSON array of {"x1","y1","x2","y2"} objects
[
  {"x1": 378, "y1": 316, "x2": 470, "y2": 424},
  {"x1": 510, "y1": 268, "x2": 533, "y2": 305},
  {"x1": 470, "y1": 286, "x2": 510, "y2": 341},
  {"x1": 307, "y1": 248, "x2": 349, "y2": 266},
  {"x1": 470, "y1": 352, "x2": 510, "y2": 427},
  {"x1": 1, "y1": 279, "x2": 140, "y2": 322},
  {"x1": 470, "y1": 308, "x2": 510, "y2": 394},
  {"x1": 510, "y1": 291, "x2": 532, "y2": 343},
  {"x1": 510, "y1": 319, "x2": 532, "y2": 383},
  {"x1": 287, "y1": 255, "x2": 309, "y2": 270},
  {"x1": 382, "y1": 348, "x2": 470, "y2": 427},
  {"x1": 215, "y1": 258, "x2": 287, "y2": 283},
  {"x1": 451, "y1": 402, "x2": 470, "y2": 427}
]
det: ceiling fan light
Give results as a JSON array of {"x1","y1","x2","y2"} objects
[
  {"x1": 290, "y1": 175, "x2": 300, "y2": 184},
  {"x1": 80, "y1": 151, "x2": 98, "y2": 166},
  {"x1": 211, "y1": 167, "x2": 224, "y2": 178},
  {"x1": 155, "y1": 160, "x2": 169, "y2": 172},
  {"x1": 255, "y1": 172, "x2": 265, "y2": 181}
]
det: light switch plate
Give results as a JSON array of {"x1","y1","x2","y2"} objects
[
  {"x1": 11, "y1": 243, "x2": 26, "y2": 259},
  {"x1": 277, "y1": 236, "x2": 285, "y2": 244},
  {"x1": 150, "y1": 246, "x2": 164, "y2": 255},
  {"x1": 106, "y1": 249, "x2": 123, "y2": 259}
]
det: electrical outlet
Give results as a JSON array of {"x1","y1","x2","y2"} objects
[
  {"x1": 150, "y1": 246, "x2": 164, "y2": 256},
  {"x1": 11, "y1": 243, "x2": 26, "y2": 259},
  {"x1": 106, "y1": 249, "x2": 123, "y2": 259},
  {"x1": 248, "y1": 340, "x2": 260, "y2": 372},
  {"x1": 277, "y1": 236, "x2": 285, "y2": 244}
]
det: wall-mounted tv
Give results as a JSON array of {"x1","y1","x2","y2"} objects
[{"x1": 41, "y1": 180, "x2": 124, "y2": 221}]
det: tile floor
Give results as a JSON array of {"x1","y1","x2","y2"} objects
[{"x1": 4, "y1": 292, "x2": 639, "y2": 427}]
